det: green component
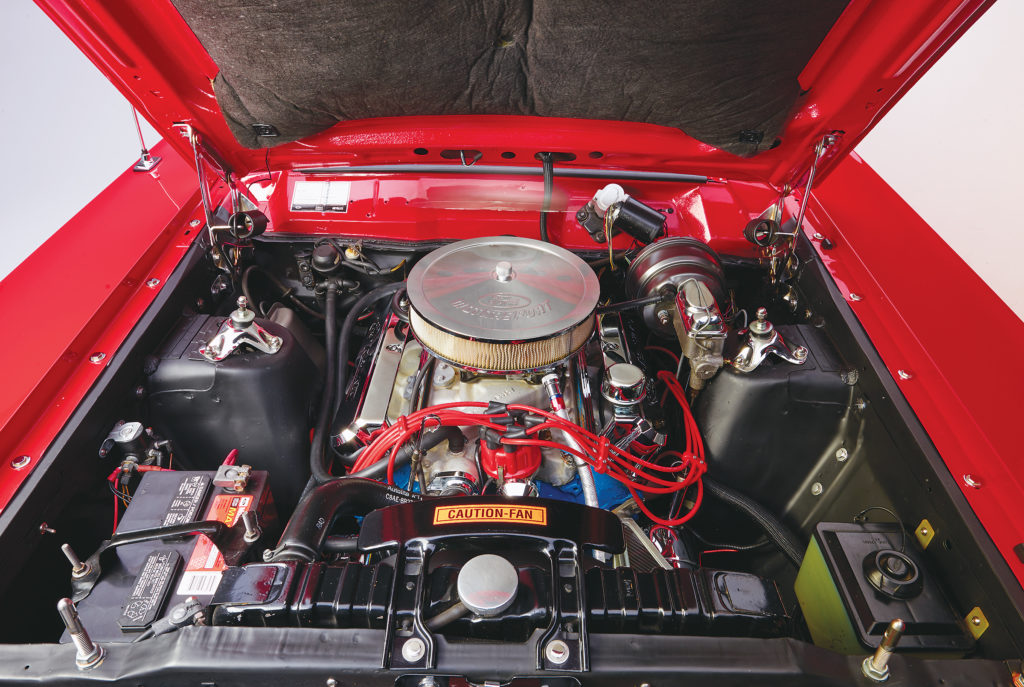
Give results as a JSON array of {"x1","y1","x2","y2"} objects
[{"x1": 794, "y1": 537, "x2": 862, "y2": 654}]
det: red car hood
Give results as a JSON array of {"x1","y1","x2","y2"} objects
[{"x1": 36, "y1": 0, "x2": 992, "y2": 189}]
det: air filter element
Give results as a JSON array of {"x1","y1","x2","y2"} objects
[{"x1": 406, "y1": 237, "x2": 600, "y2": 373}]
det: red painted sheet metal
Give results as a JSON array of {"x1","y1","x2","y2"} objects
[
  {"x1": 257, "y1": 171, "x2": 775, "y2": 255},
  {"x1": 809, "y1": 152, "x2": 1024, "y2": 587},
  {"x1": 0, "y1": 141, "x2": 200, "y2": 511},
  {"x1": 33, "y1": 0, "x2": 994, "y2": 190}
]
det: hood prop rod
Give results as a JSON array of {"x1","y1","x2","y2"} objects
[
  {"x1": 792, "y1": 133, "x2": 837, "y2": 243},
  {"x1": 130, "y1": 106, "x2": 161, "y2": 172}
]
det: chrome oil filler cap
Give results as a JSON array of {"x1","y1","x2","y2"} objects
[{"x1": 457, "y1": 554, "x2": 519, "y2": 617}]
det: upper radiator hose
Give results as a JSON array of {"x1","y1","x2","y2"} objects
[{"x1": 268, "y1": 478, "x2": 419, "y2": 562}]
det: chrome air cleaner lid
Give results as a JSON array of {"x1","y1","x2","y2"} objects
[{"x1": 406, "y1": 237, "x2": 600, "y2": 373}]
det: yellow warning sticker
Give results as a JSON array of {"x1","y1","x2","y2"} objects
[{"x1": 433, "y1": 504, "x2": 547, "y2": 526}]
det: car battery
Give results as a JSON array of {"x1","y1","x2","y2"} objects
[{"x1": 66, "y1": 469, "x2": 276, "y2": 643}]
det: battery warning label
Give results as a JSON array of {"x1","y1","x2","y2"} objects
[
  {"x1": 176, "y1": 494, "x2": 253, "y2": 597},
  {"x1": 433, "y1": 504, "x2": 547, "y2": 526}
]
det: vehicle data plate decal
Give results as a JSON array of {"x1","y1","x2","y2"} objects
[
  {"x1": 291, "y1": 180, "x2": 351, "y2": 212},
  {"x1": 117, "y1": 549, "x2": 182, "y2": 631},
  {"x1": 433, "y1": 504, "x2": 547, "y2": 526},
  {"x1": 176, "y1": 494, "x2": 254, "y2": 597},
  {"x1": 161, "y1": 474, "x2": 210, "y2": 526}
]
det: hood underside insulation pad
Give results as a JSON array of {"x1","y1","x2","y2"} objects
[{"x1": 172, "y1": 0, "x2": 848, "y2": 157}]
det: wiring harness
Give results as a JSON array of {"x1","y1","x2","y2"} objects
[{"x1": 349, "y1": 370, "x2": 707, "y2": 527}]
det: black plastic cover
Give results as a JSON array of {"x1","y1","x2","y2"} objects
[
  {"x1": 586, "y1": 567, "x2": 789, "y2": 637},
  {"x1": 814, "y1": 522, "x2": 974, "y2": 653},
  {"x1": 693, "y1": 324, "x2": 848, "y2": 515},
  {"x1": 145, "y1": 314, "x2": 320, "y2": 512}
]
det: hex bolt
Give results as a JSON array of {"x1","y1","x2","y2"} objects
[
  {"x1": 545, "y1": 639, "x2": 570, "y2": 665},
  {"x1": 57, "y1": 598, "x2": 105, "y2": 670},
  {"x1": 189, "y1": 219, "x2": 201, "y2": 227},
  {"x1": 146, "y1": 278, "x2": 161, "y2": 288},
  {"x1": 401, "y1": 637, "x2": 426, "y2": 663},
  {"x1": 89, "y1": 352, "x2": 106, "y2": 364},
  {"x1": 241, "y1": 510, "x2": 262, "y2": 543},
  {"x1": 656, "y1": 310, "x2": 671, "y2": 326},
  {"x1": 897, "y1": 369, "x2": 913, "y2": 380},
  {"x1": 62, "y1": 544, "x2": 91, "y2": 578},
  {"x1": 326, "y1": 679, "x2": 338, "y2": 687},
  {"x1": 849, "y1": 293, "x2": 863, "y2": 302},
  {"x1": 811, "y1": 482, "x2": 823, "y2": 496},
  {"x1": 963, "y1": 474, "x2": 983, "y2": 489},
  {"x1": 793, "y1": 346, "x2": 808, "y2": 361},
  {"x1": 835, "y1": 448, "x2": 849, "y2": 462},
  {"x1": 861, "y1": 618, "x2": 904, "y2": 682}
]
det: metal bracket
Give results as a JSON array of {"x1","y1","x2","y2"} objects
[
  {"x1": 537, "y1": 545, "x2": 588, "y2": 672},
  {"x1": 965, "y1": 606, "x2": 989, "y2": 639},
  {"x1": 173, "y1": 123, "x2": 225, "y2": 237},
  {"x1": 199, "y1": 297, "x2": 282, "y2": 361},
  {"x1": 385, "y1": 543, "x2": 435, "y2": 670},
  {"x1": 730, "y1": 307, "x2": 808, "y2": 373},
  {"x1": 915, "y1": 519, "x2": 935, "y2": 549},
  {"x1": 765, "y1": 134, "x2": 839, "y2": 285}
]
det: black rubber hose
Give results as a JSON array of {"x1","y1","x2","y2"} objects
[
  {"x1": 330, "y1": 282, "x2": 407, "y2": 427},
  {"x1": 322, "y1": 535, "x2": 360, "y2": 554},
  {"x1": 595, "y1": 294, "x2": 664, "y2": 315},
  {"x1": 587, "y1": 251, "x2": 630, "y2": 268},
  {"x1": 349, "y1": 426, "x2": 467, "y2": 480},
  {"x1": 703, "y1": 478, "x2": 806, "y2": 567},
  {"x1": 269, "y1": 478, "x2": 419, "y2": 562},
  {"x1": 538, "y1": 152, "x2": 553, "y2": 242},
  {"x1": 309, "y1": 283, "x2": 339, "y2": 483},
  {"x1": 332, "y1": 445, "x2": 366, "y2": 470},
  {"x1": 241, "y1": 264, "x2": 334, "y2": 320}
]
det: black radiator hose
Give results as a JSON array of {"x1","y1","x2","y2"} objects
[
  {"x1": 269, "y1": 477, "x2": 420, "y2": 562},
  {"x1": 312, "y1": 281, "x2": 406, "y2": 483},
  {"x1": 333, "y1": 282, "x2": 406, "y2": 420},
  {"x1": 309, "y1": 283, "x2": 339, "y2": 483},
  {"x1": 702, "y1": 478, "x2": 806, "y2": 568}
]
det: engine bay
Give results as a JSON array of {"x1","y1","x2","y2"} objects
[{"x1": 1, "y1": 174, "x2": 1021, "y2": 685}]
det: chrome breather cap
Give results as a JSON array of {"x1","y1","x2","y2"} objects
[{"x1": 406, "y1": 237, "x2": 600, "y2": 373}]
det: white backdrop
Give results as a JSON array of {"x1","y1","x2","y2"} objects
[{"x1": 2, "y1": 2, "x2": 1021, "y2": 321}]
